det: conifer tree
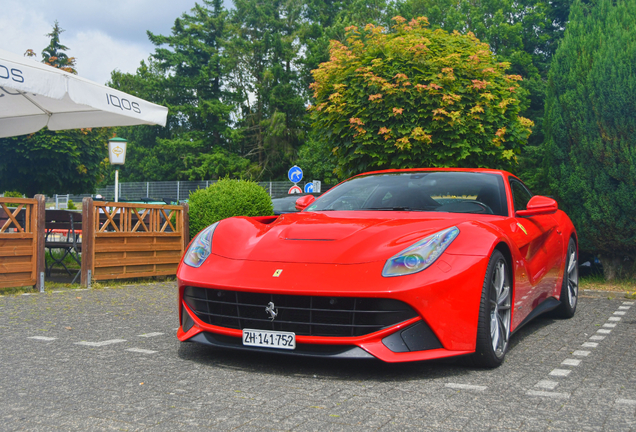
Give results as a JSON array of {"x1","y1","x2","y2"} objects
[
  {"x1": 544, "y1": 0, "x2": 636, "y2": 279},
  {"x1": 225, "y1": 0, "x2": 307, "y2": 178},
  {"x1": 108, "y1": 0, "x2": 255, "y2": 182},
  {"x1": 41, "y1": 20, "x2": 77, "y2": 74}
]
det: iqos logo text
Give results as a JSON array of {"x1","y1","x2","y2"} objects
[
  {"x1": 106, "y1": 94, "x2": 141, "y2": 114},
  {"x1": 0, "y1": 65, "x2": 24, "y2": 83}
]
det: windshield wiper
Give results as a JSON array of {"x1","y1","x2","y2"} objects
[
  {"x1": 363, "y1": 207, "x2": 422, "y2": 211},
  {"x1": 316, "y1": 207, "x2": 428, "y2": 212}
]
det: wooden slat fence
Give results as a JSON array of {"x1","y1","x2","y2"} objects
[
  {"x1": 0, "y1": 195, "x2": 45, "y2": 290},
  {"x1": 81, "y1": 198, "x2": 189, "y2": 285}
]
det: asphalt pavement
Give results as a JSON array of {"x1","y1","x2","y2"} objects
[{"x1": 0, "y1": 283, "x2": 634, "y2": 431}]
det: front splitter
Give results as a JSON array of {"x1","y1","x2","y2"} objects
[{"x1": 188, "y1": 331, "x2": 375, "y2": 359}]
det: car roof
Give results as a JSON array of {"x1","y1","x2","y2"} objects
[{"x1": 354, "y1": 167, "x2": 513, "y2": 177}]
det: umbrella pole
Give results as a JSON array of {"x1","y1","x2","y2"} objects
[{"x1": 115, "y1": 169, "x2": 119, "y2": 202}]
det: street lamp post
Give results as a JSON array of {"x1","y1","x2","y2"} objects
[{"x1": 107, "y1": 137, "x2": 128, "y2": 202}]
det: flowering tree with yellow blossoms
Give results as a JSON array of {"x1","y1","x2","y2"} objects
[{"x1": 309, "y1": 16, "x2": 534, "y2": 178}]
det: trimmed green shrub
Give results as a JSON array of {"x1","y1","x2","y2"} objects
[
  {"x1": 188, "y1": 178, "x2": 273, "y2": 238},
  {"x1": 67, "y1": 199, "x2": 77, "y2": 210}
]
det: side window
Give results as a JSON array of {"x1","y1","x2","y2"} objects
[{"x1": 510, "y1": 180, "x2": 533, "y2": 212}]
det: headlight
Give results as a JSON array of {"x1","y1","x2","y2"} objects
[
  {"x1": 183, "y1": 222, "x2": 219, "y2": 268},
  {"x1": 382, "y1": 226, "x2": 459, "y2": 277}
]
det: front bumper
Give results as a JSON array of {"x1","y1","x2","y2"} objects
[{"x1": 177, "y1": 252, "x2": 489, "y2": 363}]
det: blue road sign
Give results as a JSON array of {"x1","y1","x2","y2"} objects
[
  {"x1": 288, "y1": 165, "x2": 303, "y2": 183},
  {"x1": 304, "y1": 183, "x2": 314, "y2": 193}
]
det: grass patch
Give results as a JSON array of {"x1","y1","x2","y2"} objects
[
  {"x1": 45, "y1": 249, "x2": 80, "y2": 270},
  {"x1": 580, "y1": 275, "x2": 636, "y2": 297},
  {"x1": 0, "y1": 276, "x2": 176, "y2": 297},
  {"x1": 90, "y1": 276, "x2": 176, "y2": 290}
]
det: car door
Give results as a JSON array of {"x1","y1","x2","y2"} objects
[{"x1": 508, "y1": 179, "x2": 563, "y2": 312}]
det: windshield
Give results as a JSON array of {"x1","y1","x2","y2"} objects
[{"x1": 306, "y1": 172, "x2": 508, "y2": 216}]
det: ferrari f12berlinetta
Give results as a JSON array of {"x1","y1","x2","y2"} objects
[{"x1": 177, "y1": 169, "x2": 578, "y2": 367}]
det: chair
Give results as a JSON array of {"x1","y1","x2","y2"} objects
[{"x1": 44, "y1": 210, "x2": 82, "y2": 283}]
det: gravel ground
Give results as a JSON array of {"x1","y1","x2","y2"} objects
[{"x1": 0, "y1": 283, "x2": 634, "y2": 431}]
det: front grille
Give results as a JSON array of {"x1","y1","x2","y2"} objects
[{"x1": 183, "y1": 286, "x2": 418, "y2": 337}]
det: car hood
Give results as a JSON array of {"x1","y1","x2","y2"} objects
[{"x1": 211, "y1": 211, "x2": 495, "y2": 264}]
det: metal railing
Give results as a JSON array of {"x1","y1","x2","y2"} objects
[
  {"x1": 90, "y1": 180, "x2": 329, "y2": 202},
  {"x1": 7, "y1": 180, "x2": 332, "y2": 209}
]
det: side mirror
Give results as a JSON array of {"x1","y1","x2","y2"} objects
[
  {"x1": 515, "y1": 195, "x2": 558, "y2": 217},
  {"x1": 295, "y1": 195, "x2": 316, "y2": 211}
]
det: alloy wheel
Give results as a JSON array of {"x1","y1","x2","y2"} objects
[
  {"x1": 566, "y1": 244, "x2": 578, "y2": 309},
  {"x1": 490, "y1": 259, "x2": 511, "y2": 357}
]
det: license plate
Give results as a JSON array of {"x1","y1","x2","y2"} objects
[{"x1": 242, "y1": 329, "x2": 296, "y2": 350}]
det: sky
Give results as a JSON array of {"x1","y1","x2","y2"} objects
[{"x1": 0, "y1": 0, "x2": 211, "y2": 85}]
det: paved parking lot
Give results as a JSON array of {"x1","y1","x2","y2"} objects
[{"x1": 0, "y1": 283, "x2": 635, "y2": 431}]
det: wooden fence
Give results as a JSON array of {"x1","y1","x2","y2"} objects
[
  {"x1": 81, "y1": 198, "x2": 189, "y2": 286},
  {"x1": 0, "y1": 195, "x2": 45, "y2": 290}
]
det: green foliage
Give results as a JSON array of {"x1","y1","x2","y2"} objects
[
  {"x1": 299, "y1": 0, "x2": 392, "y2": 93},
  {"x1": 544, "y1": 0, "x2": 636, "y2": 278},
  {"x1": 0, "y1": 128, "x2": 110, "y2": 197},
  {"x1": 67, "y1": 199, "x2": 77, "y2": 210},
  {"x1": 309, "y1": 17, "x2": 533, "y2": 178},
  {"x1": 45, "y1": 249, "x2": 80, "y2": 269},
  {"x1": 146, "y1": 0, "x2": 233, "y2": 145},
  {"x1": 188, "y1": 178, "x2": 273, "y2": 237},
  {"x1": 393, "y1": 0, "x2": 571, "y2": 146},
  {"x1": 103, "y1": 0, "x2": 576, "y2": 185},
  {"x1": 2, "y1": 191, "x2": 23, "y2": 207},
  {"x1": 108, "y1": 0, "x2": 242, "y2": 182},
  {"x1": 392, "y1": 0, "x2": 575, "y2": 190},
  {"x1": 181, "y1": 147, "x2": 261, "y2": 181},
  {"x1": 226, "y1": 0, "x2": 308, "y2": 179},
  {"x1": 295, "y1": 136, "x2": 339, "y2": 185},
  {"x1": 109, "y1": 0, "x2": 309, "y2": 183}
]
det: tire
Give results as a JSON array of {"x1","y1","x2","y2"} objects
[
  {"x1": 472, "y1": 250, "x2": 512, "y2": 368},
  {"x1": 554, "y1": 238, "x2": 578, "y2": 318}
]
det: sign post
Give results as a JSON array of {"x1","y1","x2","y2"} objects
[{"x1": 108, "y1": 137, "x2": 128, "y2": 202}]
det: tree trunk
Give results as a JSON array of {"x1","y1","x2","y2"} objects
[{"x1": 600, "y1": 254, "x2": 636, "y2": 281}]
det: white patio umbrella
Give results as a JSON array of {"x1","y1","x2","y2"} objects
[{"x1": 0, "y1": 48, "x2": 168, "y2": 138}]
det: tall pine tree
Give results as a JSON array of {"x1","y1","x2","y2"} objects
[
  {"x1": 544, "y1": 0, "x2": 636, "y2": 279},
  {"x1": 41, "y1": 20, "x2": 77, "y2": 74},
  {"x1": 109, "y1": 0, "x2": 254, "y2": 182},
  {"x1": 225, "y1": 0, "x2": 308, "y2": 179}
]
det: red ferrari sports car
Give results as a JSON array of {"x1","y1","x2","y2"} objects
[{"x1": 177, "y1": 168, "x2": 578, "y2": 367}]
